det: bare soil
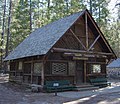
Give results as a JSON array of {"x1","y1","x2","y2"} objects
[{"x1": 0, "y1": 74, "x2": 120, "y2": 104}]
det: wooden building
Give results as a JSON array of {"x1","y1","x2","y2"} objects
[
  {"x1": 107, "y1": 58, "x2": 120, "y2": 78},
  {"x1": 5, "y1": 9, "x2": 116, "y2": 90}
]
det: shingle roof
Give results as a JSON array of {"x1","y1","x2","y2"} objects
[
  {"x1": 107, "y1": 58, "x2": 120, "y2": 68},
  {"x1": 4, "y1": 11, "x2": 84, "y2": 61}
]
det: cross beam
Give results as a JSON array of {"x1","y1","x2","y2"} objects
[
  {"x1": 85, "y1": 12, "x2": 89, "y2": 49},
  {"x1": 70, "y1": 29, "x2": 87, "y2": 50},
  {"x1": 52, "y1": 48, "x2": 113, "y2": 56},
  {"x1": 88, "y1": 35, "x2": 100, "y2": 51}
]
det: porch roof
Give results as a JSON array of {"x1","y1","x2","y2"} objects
[{"x1": 107, "y1": 58, "x2": 120, "y2": 68}]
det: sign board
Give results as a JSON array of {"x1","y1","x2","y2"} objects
[
  {"x1": 74, "y1": 53, "x2": 82, "y2": 57},
  {"x1": 53, "y1": 83, "x2": 59, "y2": 87},
  {"x1": 73, "y1": 56, "x2": 88, "y2": 60}
]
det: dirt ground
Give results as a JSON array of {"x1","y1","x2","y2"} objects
[{"x1": 0, "y1": 74, "x2": 120, "y2": 104}]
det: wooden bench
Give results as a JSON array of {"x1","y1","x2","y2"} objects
[
  {"x1": 89, "y1": 78, "x2": 111, "y2": 87},
  {"x1": 43, "y1": 80, "x2": 75, "y2": 92}
]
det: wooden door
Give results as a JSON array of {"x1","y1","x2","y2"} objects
[{"x1": 76, "y1": 61, "x2": 84, "y2": 85}]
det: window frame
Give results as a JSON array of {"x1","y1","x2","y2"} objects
[
  {"x1": 33, "y1": 62, "x2": 43, "y2": 74},
  {"x1": 18, "y1": 62, "x2": 23, "y2": 70},
  {"x1": 91, "y1": 64, "x2": 101, "y2": 74},
  {"x1": 24, "y1": 63, "x2": 31, "y2": 74},
  {"x1": 51, "y1": 62, "x2": 68, "y2": 75}
]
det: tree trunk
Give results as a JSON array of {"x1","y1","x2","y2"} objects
[
  {"x1": 90, "y1": 0, "x2": 92, "y2": 15},
  {"x1": 29, "y1": 0, "x2": 32, "y2": 31},
  {"x1": 47, "y1": 0, "x2": 50, "y2": 19},
  {"x1": 5, "y1": 0, "x2": 12, "y2": 58},
  {"x1": 1, "y1": 0, "x2": 6, "y2": 70}
]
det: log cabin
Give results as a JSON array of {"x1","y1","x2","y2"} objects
[{"x1": 4, "y1": 9, "x2": 116, "y2": 91}]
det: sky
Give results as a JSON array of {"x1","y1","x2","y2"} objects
[
  {"x1": 108, "y1": 0, "x2": 119, "y2": 16},
  {"x1": 109, "y1": 0, "x2": 118, "y2": 9}
]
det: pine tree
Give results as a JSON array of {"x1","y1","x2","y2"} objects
[
  {"x1": 29, "y1": 0, "x2": 32, "y2": 31},
  {"x1": 10, "y1": 0, "x2": 31, "y2": 49},
  {"x1": 87, "y1": 0, "x2": 109, "y2": 27},
  {"x1": 1, "y1": 0, "x2": 6, "y2": 70},
  {"x1": 5, "y1": 0, "x2": 12, "y2": 57}
]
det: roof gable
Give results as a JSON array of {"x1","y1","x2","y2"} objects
[
  {"x1": 86, "y1": 10, "x2": 116, "y2": 58},
  {"x1": 5, "y1": 10, "x2": 84, "y2": 61},
  {"x1": 4, "y1": 9, "x2": 116, "y2": 61}
]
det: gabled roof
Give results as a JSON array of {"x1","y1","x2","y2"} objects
[
  {"x1": 107, "y1": 58, "x2": 120, "y2": 68},
  {"x1": 4, "y1": 9, "x2": 116, "y2": 61},
  {"x1": 86, "y1": 11, "x2": 117, "y2": 59},
  {"x1": 5, "y1": 10, "x2": 85, "y2": 61}
]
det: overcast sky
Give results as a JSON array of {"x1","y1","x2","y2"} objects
[
  {"x1": 109, "y1": 0, "x2": 119, "y2": 14},
  {"x1": 108, "y1": 0, "x2": 120, "y2": 20}
]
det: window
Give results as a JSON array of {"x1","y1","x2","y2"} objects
[
  {"x1": 10, "y1": 62, "x2": 16, "y2": 71},
  {"x1": 24, "y1": 63, "x2": 31, "y2": 73},
  {"x1": 33, "y1": 63, "x2": 42, "y2": 74},
  {"x1": 52, "y1": 62, "x2": 67, "y2": 75},
  {"x1": 91, "y1": 64, "x2": 101, "y2": 73},
  {"x1": 18, "y1": 62, "x2": 22, "y2": 70},
  {"x1": 8, "y1": 64, "x2": 10, "y2": 71}
]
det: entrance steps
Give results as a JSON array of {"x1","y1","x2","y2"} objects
[{"x1": 75, "y1": 84, "x2": 99, "y2": 91}]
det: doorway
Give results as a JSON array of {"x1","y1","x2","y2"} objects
[{"x1": 76, "y1": 61, "x2": 84, "y2": 85}]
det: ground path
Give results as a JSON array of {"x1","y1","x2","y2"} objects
[{"x1": 0, "y1": 74, "x2": 120, "y2": 104}]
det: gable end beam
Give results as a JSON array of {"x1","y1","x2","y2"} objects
[
  {"x1": 85, "y1": 12, "x2": 89, "y2": 49},
  {"x1": 87, "y1": 12, "x2": 113, "y2": 53},
  {"x1": 52, "y1": 47, "x2": 113, "y2": 56},
  {"x1": 70, "y1": 29, "x2": 87, "y2": 50},
  {"x1": 88, "y1": 35, "x2": 100, "y2": 51}
]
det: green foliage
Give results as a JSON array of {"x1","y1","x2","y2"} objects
[
  {"x1": 87, "y1": 0, "x2": 110, "y2": 27},
  {"x1": 10, "y1": 0, "x2": 31, "y2": 49},
  {"x1": 107, "y1": 20, "x2": 120, "y2": 57}
]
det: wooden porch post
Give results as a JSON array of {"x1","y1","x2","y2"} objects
[
  {"x1": 84, "y1": 60, "x2": 87, "y2": 83},
  {"x1": 74, "y1": 61, "x2": 77, "y2": 85},
  {"x1": 41, "y1": 55, "x2": 45, "y2": 87},
  {"x1": 41, "y1": 61, "x2": 44, "y2": 86},
  {"x1": 31, "y1": 61, "x2": 33, "y2": 84}
]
